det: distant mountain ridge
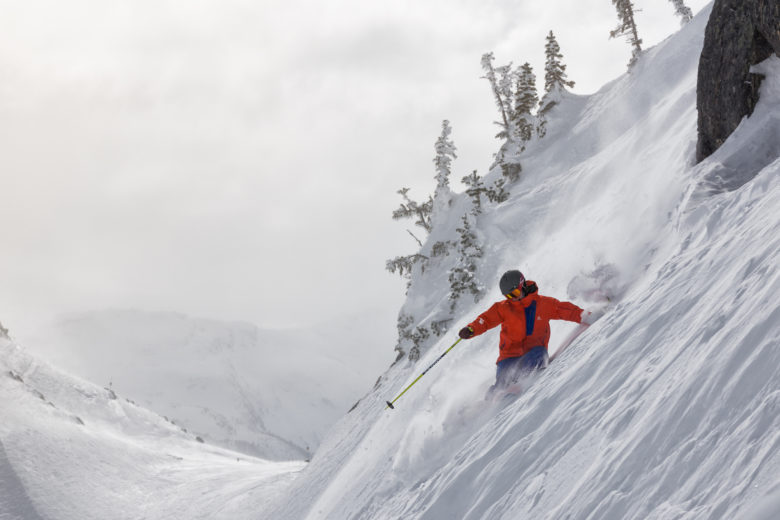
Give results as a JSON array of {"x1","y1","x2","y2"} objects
[{"x1": 25, "y1": 309, "x2": 392, "y2": 461}]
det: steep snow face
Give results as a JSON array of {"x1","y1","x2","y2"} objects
[
  {"x1": 23, "y1": 309, "x2": 392, "y2": 461},
  {"x1": 0, "y1": 338, "x2": 303, "y2": 520},
  {"x1": 264, "y1": 7, "x2": 780, "y2": 520}
]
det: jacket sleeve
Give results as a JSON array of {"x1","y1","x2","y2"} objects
[
  {"x1": 545, "y1": 297, "x2": 584, "y2": 323},
  {"x1": 468, "y1": 302, "x2": 505, "y2": 336}
]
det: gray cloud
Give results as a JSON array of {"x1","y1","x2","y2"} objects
[{"x1": 0, "y1": 0, "x2": 710, "y2": 339}]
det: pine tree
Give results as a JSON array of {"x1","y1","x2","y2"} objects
[
  {"x1": 610, "y1": 0, "x2": 643, "y2": 68},
  {"x1": 433, "y1": 119, "x2": 457, "y2": 198},
  {"x1": 482, "y1": 53, "x2": 524, "y2": 183},
  {"x1": 386, "y1": 254, "x2": 429, "y2": 281},
  {"x1": 389, "y1": 121, "x2": 460, "y2": 359},
  {"x1": 538, "y1": 31, "x2": 575, "y2": 136},
  {"x1": 496, "y1": 64, "x2": 516, "y2": 138},
  {"x1": 398, "y1": 314, "x2": 430, "y2": 361},
  {"x1": 493, "y1": 143, "x2": 523, "y2": 184},
  {"x1": 431, "y1": 240, "x2": 455, "y2": 258},
  {"x1": 461, "y1": 171, "x2": 486, "y2": 216},
  {"x1": 394, "y1": 314, "x2": 415, "y2": 361},
  {"x1": 448, "y1": 214, "x2": 484, "y2": 312},
  {"x1": 514, "y1": 62, "x2": 539, "y2": 142},
  {"x1": 481, "y1": 53, "x2": 511, "y2": 138},
  {"x1": 543, "y1": 31, "x2": 575, "y2": 96},
  {"x1": 461, "y1": 170, "x2": 508, "y2": 216},
  {"x1": 486, "y1": 177, "x2": 509, "y2": 204},
  {"x1": 430, "y1": 119, "x2": 457, "y2": 256},
  {"x1": 387, "y1": 187, "x2": 433, "y2": 286},
  {"x1": 391, "y1": 188, "x2": 433, "y2": 234},
  {"x1": 668, "y1": 0, "x2": 693, "y2": 25}
]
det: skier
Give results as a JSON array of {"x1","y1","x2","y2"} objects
[{"x1": 458, "y1": 270, "x2": 601, "y2": 395}]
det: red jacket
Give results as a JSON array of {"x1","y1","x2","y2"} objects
[{"x1": 468, "y1": 286, "x2": 583, "y2": 363}]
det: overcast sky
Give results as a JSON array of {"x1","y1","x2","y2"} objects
[{"x1": 0, "y1": 0, "x2": 710, "y2": 340}]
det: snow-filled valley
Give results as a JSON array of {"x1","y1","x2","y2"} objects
[
  {"x1": 2, "y1": 3, "x2": 779, "y2": 519},
  {"x1": 0, "y1": 337, "x2": 304, "y2": 520},
  {"x1": 20, "y1": 309, "x2": 393, "y2": 461}
]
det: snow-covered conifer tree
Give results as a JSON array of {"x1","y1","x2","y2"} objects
[
  {"x1": 386, "y1": 254, "x2": 429, "y2": 287},
  {"x1": 433, "y1": 120, "x2": 457, "y2": 196},
  {"x1": 538, "y1": 31, "x2": 576, "y2": 136},
  {"x1": 462, "y1": 170, "x2": 507, "y2": 215},
  {"x1": 514, "y1": 62, "x2": 538, "y2": 142},
  {"x1": 496, "y1": 64, "x2": 516, "y2": 139},
  {"x1": 610, "y1": 0, "x2": 643, "y2": 68},
  {"x1": 496, "y1": 141, "x2": 523, "y2": 183},
  {"x1": 395, "y1": 313, "x2": 431, "y2": 362},
  {"x1": 448, "y1": 214, "x2": 484, "y2": 312},
  {"x1": 429, "y1": 119, "x2": 458, "y2": 255},
  {"x1": 543, "y1": 31, "x2": 575, "y2": 97},
  {"x1": 391, "y1": 187, "x2": 433, "y2": 234},
  {"x1": 386, "y1": 187, "x2": 434, "y2": 288},
  {"x1": 481, "y1": 53, "x2": 511, "y2": 138},
  {"x1": 482, "y1": 54, "x2": 524, "y2": 183},
  {"x1": 461, "y1": 171, "x2": 487, "y2": 216},
  {"x1": 394, "y1": 314, "x2": 428, "y2": 362},
  {"x1": 668, "y1": 0, "x2": 693, "y2": 25},
  {"x1": 486, "y1": 177, "x2": 509, "y2": 204}
]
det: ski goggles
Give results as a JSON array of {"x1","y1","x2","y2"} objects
[{"x1": 505, "y1": 286, "x2": 525, "y2": 299}]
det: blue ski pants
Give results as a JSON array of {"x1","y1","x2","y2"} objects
[{"x1": 494, "y1": 346, "x2": 549, "y2": 388}]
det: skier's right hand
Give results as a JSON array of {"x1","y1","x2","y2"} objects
[
  {"x1": 581, "y1": 308, "x2": 606, "y2": 325},
  {"x1": 459, "y1": 326, "x2": 475, "y2": 339}
]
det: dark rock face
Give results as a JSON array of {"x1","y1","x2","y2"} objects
[{"x1": 696, "y1": 0, "x2": 780, "y2": 162}]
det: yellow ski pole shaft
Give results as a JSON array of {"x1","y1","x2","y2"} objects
[{"x1": 385, "y1": 337, "x2": 462, "y2": 410}]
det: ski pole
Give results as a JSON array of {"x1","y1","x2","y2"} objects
[{"x1": 385, "y1": 337, "x2": 462, "y2": 410}]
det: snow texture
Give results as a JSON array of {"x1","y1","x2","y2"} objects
[{"x1": 0, "y1": 338, "x2": 303, "y2": 520}]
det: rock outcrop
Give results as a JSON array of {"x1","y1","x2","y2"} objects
[{"x1": 696, "y1": 0, "x2": 780, "y2": 162}]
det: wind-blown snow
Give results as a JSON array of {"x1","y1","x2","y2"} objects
[{"x1": 2, "y1": 3, "x2": 779, "y2": 519}]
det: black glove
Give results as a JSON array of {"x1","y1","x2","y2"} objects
[{"x1": 459, "y1": 326, "x2": 474, "y2": 339}]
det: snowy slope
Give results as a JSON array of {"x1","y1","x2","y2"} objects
[
  {"x1": 23, "y1": 309, "x2": 392, "y2": 461},
  {"x1": 263, "y1": 6, "x2": 780, "y2": 519},
  {"x1": 0, "y1": 336, "x2": 302, "y2": 520}
]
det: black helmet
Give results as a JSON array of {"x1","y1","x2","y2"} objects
[{"x1": 499, "y1": 270, "x2": 525, "y2": 297}]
